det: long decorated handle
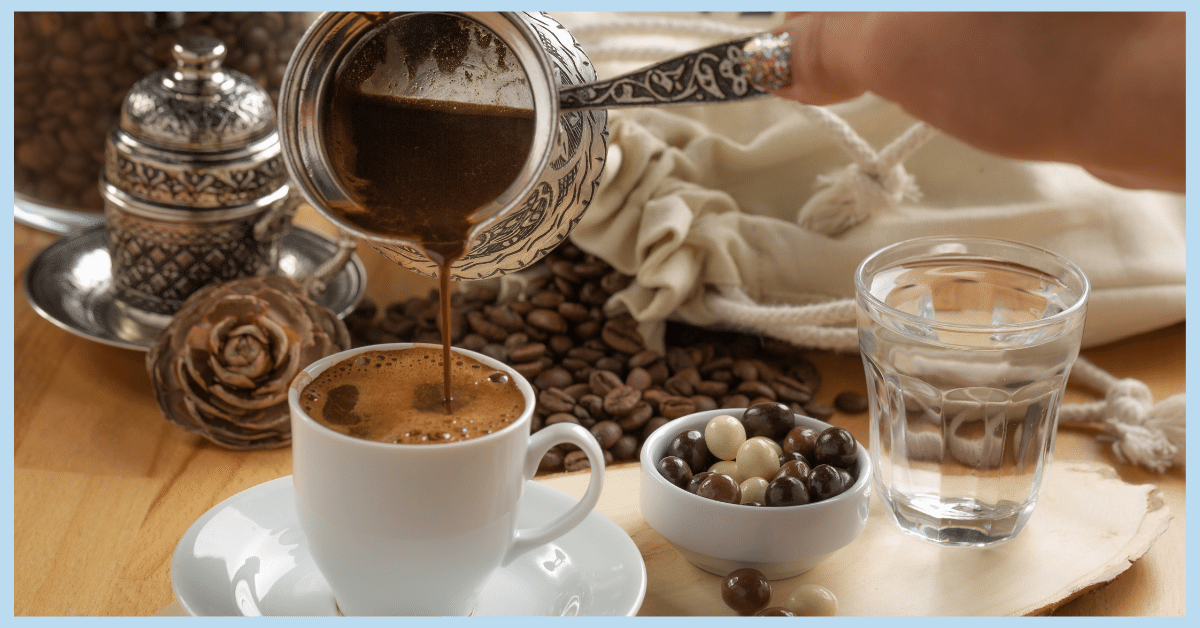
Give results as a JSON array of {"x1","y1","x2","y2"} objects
[{"x1": 558, "y1": 36, "x2": 770, "y2": 111}]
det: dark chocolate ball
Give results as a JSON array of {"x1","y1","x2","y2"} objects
[
  {"x1": 814, "y1": 426, "x2": 858, "y2": 468},
  {"x1": 666, "y1": 429, "x2": 710, "y2": 473},
  {"x1": 742, "y1": 402, "x2": 793, "y2": 440},
  {"x1": 764, "y1": 475, "x2": 810, "y2": 507},
  {"x1": 773, "y1": 458, "x2": 811, "y2": 486},
  {"x1": 782, "y1": 425, "x2": 819, "y2": 460},
  {"x1": 686, "y1": 470, "x2": 715, "y2": 494},
  {"x1": 721, "y1": 568, "x2": 772, "y2": 615},
  {"x1": 809, "y1": 464, "x2": 847, "y2": 501},
  {"x1": 656, "y1": 455, "x2": 693, "y2": 489},
  {"x1": 696, "y1": 473, "x2": 741, "y2": 504}
]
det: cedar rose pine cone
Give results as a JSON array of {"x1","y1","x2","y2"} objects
[{"x1": 147, "y1": 275, "x2": 352, "y2": 449}]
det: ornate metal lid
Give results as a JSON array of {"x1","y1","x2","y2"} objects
[{"x1": 104, "y1": 36, "x2": 288, "y2": 209}]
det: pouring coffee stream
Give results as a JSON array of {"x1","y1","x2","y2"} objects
[{"x1": 280, "y1": 12, "x2": 772, "y2": 414}]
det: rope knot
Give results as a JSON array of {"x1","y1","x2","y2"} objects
[
  {"x1": 1105, "y1": 378, "x2": 1154, "y2": 424},
  {"x1": 1095, "y1": 378, "x2": 1185, "y2": 473}
]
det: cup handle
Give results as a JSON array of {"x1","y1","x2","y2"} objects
[{"x1": 502, "y1": 422, "x2": 605, "y2": 566}]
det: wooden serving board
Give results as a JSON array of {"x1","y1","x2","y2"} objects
[{"x1": 542, "y1": 460, "x2": 1171, "y2": 616}]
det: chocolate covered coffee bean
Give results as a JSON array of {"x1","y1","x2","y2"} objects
[{"x1": 721, "y1": 568, "x2": 771, "y2": 615}]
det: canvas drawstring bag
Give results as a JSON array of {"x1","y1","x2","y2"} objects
[{"x1": 552, "y1": 13, "x2": 1186, "y2": 471}]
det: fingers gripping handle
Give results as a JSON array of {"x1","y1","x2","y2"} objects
[{"x1": 503, "y1": 422, "x2": 605, "y2": 566}]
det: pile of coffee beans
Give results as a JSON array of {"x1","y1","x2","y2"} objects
[
  {"x1": 657, "y1": 402, "x2": 860, "y2": 506},
  {"x1": 720, "y1": 567, "x2": 837, "y2": 616},
  {"x1": 344, "y1": 242, "x2": 861, "y2": 474},
  {"x1": 14, "y1": 12, "x2": 313, "y2": 210}
]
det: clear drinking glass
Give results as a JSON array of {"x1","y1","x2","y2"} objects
[{"x1": 855, "y1": 236, "x2": 1089, "y2": 546}]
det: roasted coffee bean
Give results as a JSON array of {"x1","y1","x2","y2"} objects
[
  {"x1": 600, "y1": 270, "x2": 632, "y2": 294},
  {"x1": 772, "y1": 375, "x2": 813, "y2": 404},
  {"x1": 538, "y1": 388, "x2": 577, "y2": 414},
  {"x1": 721, "y1": 568, "x2": 771, "y2": 615},
  {"x1": 627, "y1": 349, "x2": 662, "y2": 369},
  {"x1": 573, "y1": 319, "x2": 602, "y2": 339},
  {"x1": 466, "y1": 311, "x2": 508, "y2": 341},
  {"x1": 529, "y1": 290, "x2": 565, "y2": 309},
  {"x1": 803, "y1": 401, "x2": 836, "y2": 421},
  {"x1": 788, "y1": 358, "x2": 823, "y2": 394},
  {"x1": 594, "y1": 355, "x2": 626, "y2": 375},
  {"x1": 814, "y1": 426, "x2": 858, "y2": 468},
  {"x1": 809, "y1": 464, "x2": 847, "y2": 501},
  {"x1": 579, "y1": 394, "x2": 606, "y2": 419},
  {"x1": 527, "y1": 308, "x2": 569, "y2": 334},
  {"x1": 834, "y1": 391, "x2": 870, "y2": 414},
  {"x1": 656, "y1": 455, "x2": 693, "y2": 489},
  {"x1": 573, "y1": 258, "x2": 609, "y2": 280},
  {"x1": 549, "y1": 258, "x2": 581, "y2": 282},
  {"x1": 617, "y1": 401, "x2": 654, "y2": 431},
  {"x1": 659, "y1": 396, "x2": 697, "y2": 420},
  {"x1": 590, "y1": 420, "x2": 623, "y2": 449},
  {"x1": 722, "y1": 393, "x2": 751, "y2": 408},
  {"x1": 765, "y1": 475, "x2": 810, "y2": 507},
  {"x1": 578, "y1": 282, "x2": 609, "y2": 306},
  {"x1": 603, "y1": 385, "x2": 641, "y2": 416},
  {"x1": 663, "y1": 373, "x2": 695, "y2": 397},
  {"x1": 538, "y1": 447, "x2": 565, "y2": 473},
  {"x1": 563, "y1": 382, "x2": 592, "y2": 400},
  {"x1": 560, "y1": 357, "x2": 590, "y2": 373},
  {"x1": 696, "y1": 473, "x2": 741, "y2": 505},
  {"x1": 736, "y1": 380, "x2": 777, "y2": 402},
  {"x1": 694, "y1": 380, "x2": 729, "y2": 398},
  {"x1": 601, "y1": 320, "x2": 644, "y2": 354},
  {"x1": 645, "y1": 361, "x2": 671, "y2": 385},
  {"x1": 665, "y1": 346, "x2": 695, "y2": 373},
  {"x1": 545, "y1": 413, "x2": 580, "y2": 426},
  {"x1": 731, "y1": 359, "x2": 759, "y2": 382},
  {"x1": 782, "y1": 426, "x2": 820, "y2": 459},
  {"x1": 625, "y1": 367, "x2": 652, "y2": 391},
  {"x1": 564, "y1": 450, "x2": 593, "y2": 472},
  {"x1": 588, "y1": 369, "x2": 624, "y2": 397},
  {"x1": 642, "y1": 417, "x2": 670, "y2": 441},
  {"x1": 486, "y1": 304, "x2": 526, "y2": 332},
  {"x1": 479, "y1": 343, "x2": 508, "y2": 363},
  {"x1": 511, "y1": 360, "x2": 544, "y2": 379},
  {"x1": 666, "y1": 429, "x2": 709, "y2": 472},
  {"x1": 507, "y1": 342, "x2": 547, "y2": 364},
  {"x1": 691, "y1": 395, "x2": 718, "y2": 412},
  {"x1": 742, "y1": 402, "x2": 794, "y2": 440},
  {"x1": 534, "y1": 366, "x2": 574, "y2": 391},
  {"x1": 610, "y1": 434, "x2": 639, "y2": 460}
]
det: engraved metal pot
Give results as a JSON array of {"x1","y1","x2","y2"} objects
[
  {"x1": 102, "y1": 35, "x2": 353, "y2": 328},
  {"x1": 279, "y1": 12, "x2": 608, "y2": 281}
]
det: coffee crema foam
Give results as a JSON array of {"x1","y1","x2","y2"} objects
[{"x1": 301, "y1": 347, "x2": 525, "y2": 444}]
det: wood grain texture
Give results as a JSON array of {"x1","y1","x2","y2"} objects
[{"x1": 12, "y1": 214, "x2": 1185, "y2": 616}]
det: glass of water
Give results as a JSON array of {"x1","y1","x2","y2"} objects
[{"x1": 855, "y1": 236, "x2": 1089, "y2": 546}]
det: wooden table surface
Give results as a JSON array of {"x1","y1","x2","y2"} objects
[{"x1": 12, "y1": 209, "x2": 1186, "y2": 616}]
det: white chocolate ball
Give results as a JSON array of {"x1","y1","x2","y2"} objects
[
  {"x1": 748, "y1": 435, "x2": 783, "y2": 456},
  {"x1": 784, "y1": 584, "x2": 838, "y2": 616},
  {"x1": 739, "y1": 477, "x2": 769, "y2": 504},
  {"x1": 705, "y1": 414, "x2": 747, "y2": 461},
  {"x1": 708, "y1": 460, "x2": 745, "y2": 484},
  {"x1": 734, "y1": 438, "x2": 781, "y2": 480}
]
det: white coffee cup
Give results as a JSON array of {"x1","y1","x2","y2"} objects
[{"x1": 288, "y1": 343, "x2": 605, "y2": 615}]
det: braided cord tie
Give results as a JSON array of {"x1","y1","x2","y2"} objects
[
  {"x1": 1059, "y1": 356, "x2": 1186, "y2": 472},
  {"x1": 792, "y1": 104, "x2": 938, "y2": 236}
]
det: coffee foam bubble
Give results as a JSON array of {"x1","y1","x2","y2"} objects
[{"x1": 301, "y1": 346, "x2": 524, "y2": 444}]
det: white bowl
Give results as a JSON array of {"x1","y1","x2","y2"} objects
[{"x1": 639, "y1": 408, "x2": 871, "y2": 580}]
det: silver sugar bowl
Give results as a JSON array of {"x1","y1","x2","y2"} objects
[{"x1": 102, "y1": 36, "x2": 303, "y2": 327}]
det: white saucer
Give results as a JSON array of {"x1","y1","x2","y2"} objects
[{"x1": 171, "y1": 476, "x2": 647, "y2": 616}]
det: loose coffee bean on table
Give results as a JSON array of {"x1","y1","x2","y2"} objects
[
  {"x1": 833, "y1": 391, "x2": 870, "y2": 414},
  {"x1": 345, "y1": 241, "x2": 854, "y2": 475}
]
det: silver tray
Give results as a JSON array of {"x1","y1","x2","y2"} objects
[{"x1": 22, "y1": 225, "x2": 367, "y2": 352}]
